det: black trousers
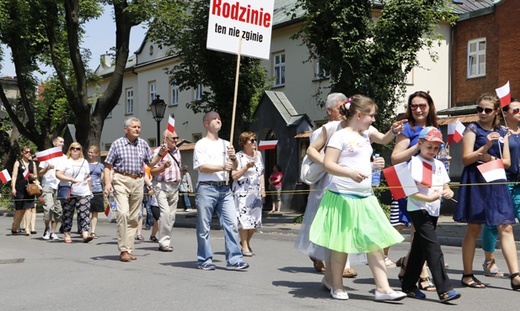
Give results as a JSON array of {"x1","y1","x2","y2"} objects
[{"x1": 402, "y1": 210, "x2": 452, "y2": 295}]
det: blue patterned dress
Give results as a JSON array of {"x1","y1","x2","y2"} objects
[{"x1": 453, "y1": 122, "x2": 515, "y2": 225}]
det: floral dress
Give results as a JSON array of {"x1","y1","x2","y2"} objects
[{"x1": 232, "y1": 151, "x2": 264, "y2": 229}]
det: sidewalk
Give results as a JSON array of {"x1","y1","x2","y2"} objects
[{"x1": 2, "y1": 206, "x2": 520, "y2": 248}]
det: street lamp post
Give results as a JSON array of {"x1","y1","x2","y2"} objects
[{"x1": 150, "y1": 95, "x2": 167, "y2": 147}]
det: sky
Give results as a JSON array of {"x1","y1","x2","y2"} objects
[{"x1": 0, "y1": 5, "x2": 147, "y2": 79}]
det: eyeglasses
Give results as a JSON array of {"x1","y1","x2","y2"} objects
[
  {"x1": 249, "y1": 139, "x2": 256, "y2": 143},
  {"x1": 476, "y1": 106, "x2": 494, "y2": 114},
  {"x1": 70, "y1": 147, "x2": 81, "y2": 151},
  {"x1": 511, "y1": 108, "x2": 520, "y2": 115},
  {"x1": 22, "y1": 150, "x2": 31, "y2": 154},
  {"x1": 167, "y1": 136, "x2": 179, "y2": 141},
  {"x1": 410, "y1": 103, "x2": 428, "y2": 110}
]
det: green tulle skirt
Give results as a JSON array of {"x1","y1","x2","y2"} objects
[{"x1": 309, "y1": 190, "x2": 404, "y2": 253}]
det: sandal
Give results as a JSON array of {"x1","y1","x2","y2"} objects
[
  {"x1": 64, "y1": 237, "x2": 72, "y2": 244},
  {"x1": 384, "y1": 256, "x2": 396, "y2": 268},
  {"x1": 158, "y1": 245, "x2": 173, "y2": 252},
  {"x1": 83, "y1": 236, "x2": 94, "y2": 243},
  {"x1": 510, "y1": 272, "x2": 520, "y2": 290},
  {"x1": 343, "y1": 268, "x2": 357, "y2": 278},
  {"x1": 150, "y1": 235, "x2": 158, "y2": 242},
  {"x1": 395, "y1": 256, "x2": 405, "y2": 267},
  {"x1": 483, "y1": 259, "x2": 504, "y2": 277},
  {"x1": 90, "y1": 233, "x2": 98, "y2": 239},
  {"x1": 418, "y1": 276, "x2": 436, "y2": 292},
  {"x1": 461, "y1": 273, "x2": 486, "y2": 288}
]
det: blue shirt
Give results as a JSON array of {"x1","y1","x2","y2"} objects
[
  {"x1": 104, "y1": 136, "x2": 153, "y2": 175},
  {"x1": 89, "y1": 162, "x2": 104, "y2": 192}
]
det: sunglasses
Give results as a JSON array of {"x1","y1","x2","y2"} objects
[
  {"x1": 249, "y1": 139, "x2": 256, "y2": 143},
  {"x1": 22, "y1": 150, "x2": 31, "y2": 154},
  {"x1": 476, "y1": 106, "x2": 494, "y2": 114},
  {"x1": 70, "y1": 147, "x2": 81, "y2": 151},
  {"x1": 167, "y1": 136, "x2": 179, "y2": 141},
  {"x1": 511, "y1": 108, "x2": 520, "y2": 115},
  {"x1": 410, "y1": 103, "x2": 427, "y2": 110}
]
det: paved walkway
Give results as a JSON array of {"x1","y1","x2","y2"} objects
[{"x1": 2, "y1": 206, "x2": 520, "y2": 248}]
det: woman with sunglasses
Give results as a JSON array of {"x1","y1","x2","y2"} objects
[
  {"x1": 10, "y1": 147, "x2": 38, "y2": 235},
  {"x1": 55, "y1": 143, "x2": 94, "y2": 243},
  {"x1": 454, "y1": 93, "x2": 520, "y2": 290},
  {"x1": 231, "y1": 132, "x2": 265, "y2": 256},
  {"x1": 476, "y1": 98, "x2": 520, "y2": 281},
  {"x1": 390, "y1": 91, "x2": 438, "y2": 291}
]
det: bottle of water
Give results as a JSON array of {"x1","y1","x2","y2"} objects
[
  {"x1": 438, "y1": 144, "x2": 449, "y2": 174},
  {"x1": 372, "y1": 153, "x2": 381, "y2": 187}
]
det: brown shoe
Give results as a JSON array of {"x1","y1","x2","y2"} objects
[
  {"x1": 343, "y1": 268, "x2": 357, "y2": 278},
  {"x1": 311, "y1": 257, "x2": 326, "y2": 272},
  {"x1": 120, "y1": 251, "x2": 132, "y2": 262}
]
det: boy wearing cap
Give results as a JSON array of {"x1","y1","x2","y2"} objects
[{"x1": 401, "y1": 127, "x2": 461, "y2": 302}]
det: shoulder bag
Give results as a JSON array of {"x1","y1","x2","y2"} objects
[{"x1": 300, "y1": 155, "x2": 326, "y2": 185}]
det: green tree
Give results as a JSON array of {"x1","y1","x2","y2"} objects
[
  {"x1": 0, "y1": 0, "x2": 151, "y2": 152},
  {"x1": 147, "y1": 0, "x2": 269, "y2": 140},
  {"x1": 295, "y1": 0, "x2": 457, "y2": 132}
]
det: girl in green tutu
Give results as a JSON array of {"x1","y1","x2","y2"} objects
[{"x1": 309, "y1": 94, "x2": 406, "y2": 301}]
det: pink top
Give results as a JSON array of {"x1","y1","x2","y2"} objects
[{"x1": 270, "y1": 172, "x2": 283, "y2": 187}]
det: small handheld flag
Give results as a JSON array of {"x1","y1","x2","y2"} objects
[
  {"x1": 36, "y1": 147, "x2": 63, "y2": 162},
  {"x1": 447, "y1": 119, "x2": 465, "y2": 145},
  {"x1": 496, "y1": 81, "x2": 511, "y2": 108},
  {"x1": 477, "y1": 159, "x2": 507, "y2": 182},
  {"x1": 383, "y1": 163, "x2": 419, "y2": 200},
  {"x1": 167, "y1": 115, "x2": 175, "y2": 133},
  {"x1": 0, "y1": 169, "x2": 11, "y2": 183},
  {"x1": 257, "y1": 140, "x2": 278, "y2": 151}
]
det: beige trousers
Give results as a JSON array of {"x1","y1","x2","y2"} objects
[{"x1": 113, "y1": 174, "x2": 144, "y2": 253}]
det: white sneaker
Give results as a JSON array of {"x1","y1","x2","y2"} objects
[
  {"x1": 374, "y1": 290, "x2": 406, "y2": 301},
  {"x1": 43, "y1": 230, "x2": 50, "y2": 240},
  {"x1": 50, "y1": 233, "x2": 60, "y2": 240}
]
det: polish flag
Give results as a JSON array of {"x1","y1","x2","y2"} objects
[
  {"x1": 257, "y1": 140, "x2": 278, "y2": 151},
  {"x1": 383, "y1": 163, "x2": 419, "y2": 200},
  {"x1": 496, "y1": 81, "x2": 511, "y2": 108},
  {"x1": 0, "y1": 169, "x2": 11, "y2": 183},
  {"x1": 409, "y1": 160, "x2": 433, "y2": 187},
  {"x1": 36, "y1": 146, "x2": 63, "y2": 162},
  {"x1": 23, "y1": 168, "x2": 30, "y2": 180},
  {"x1": 447, "y1": 119, "x2": 465, "y2": 145},
  {"x1": 167, "y1": 115, "x2": 175, "y2": 133},
  {"x1": 104, "y1": 203, "x2": 113, "y2": 221},
  {"x1": 477, "y1": 159, "x2": 507, "y2": 182}
]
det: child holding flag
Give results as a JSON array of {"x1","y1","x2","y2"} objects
[
  {"x1": 309, "y1": 95, "x2": 406, "y2": 301},
  {"x1": 454, "y1": 93, "x2": 520, "y2": 290},
  {"x1": 400, "y1": 127, "x2": 460, "y2": 302}
]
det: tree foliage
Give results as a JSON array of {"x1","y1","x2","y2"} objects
[
  {"x1": 295, "y1": 0, "x2": 457, "y2": 131},
  {"x1": 0, "y1": 0, "x2": 151, "y2": 157},
  {"x1": 147, "y1": 0, "x2": 269, "y2": 140}
]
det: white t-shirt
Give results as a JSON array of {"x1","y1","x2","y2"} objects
[
  {"x1": 56, "y1": 158, "x2": 91, "y2": 196},
  {"x1": 193, "y1": 137, "x2": 231, "y2": 182},
  {"x1": 325, "y1": 127, "x2": 375, "y2": 197},
  {"x1": 407, "y1": 155, "x2": 450, "y2": 217},
  {"x1": 39, "y1": 155, "x2": 67, "y2": 189}
]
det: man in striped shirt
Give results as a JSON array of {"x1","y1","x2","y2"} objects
[{"x1": 150, "y1": 129, "x2": 182, "y2": 252}]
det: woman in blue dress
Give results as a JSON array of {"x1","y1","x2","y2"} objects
[{"x1": 454, "y1": 93, "x2": 520, "y2": 290}]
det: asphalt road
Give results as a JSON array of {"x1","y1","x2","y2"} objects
[{"x1": 1, "y1": 214, "x2": 520, "y2": 311}]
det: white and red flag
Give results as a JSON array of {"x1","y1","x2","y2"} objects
[
  {"x1": 447, "y1": 119, "x2": 465, "y2": 145},
  {"x1": 496, "y1": 81, "x2": 511, "y2": 108},
  {"x1": 383, "y1": 163, "x2": 419, "y2": 200},
  {"x1": 36, "y1": 146, "x2": 63, "y2": 162},
  {"x1": 257, "y1": 140, "x2": 278, "y2": 151},
  {"x1": 477, "y1": 159, "x2": 507, "y2": 182},
  {"x1": 167, "y1": 115, "x2": 175, "y2": 133},
  {"x1": 23, "y1": 168, "x2": 30, "y2": 180},
  {"x1": 410, "y1": 161, "x2": 433, "y2": 187},
  {"x1": 104, "y1": 203, "x2": 113, "y2": 221},
  {"x1": 0, "y1": 169, "x2": 11, "y2": 183}
]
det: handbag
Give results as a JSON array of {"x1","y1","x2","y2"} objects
[
  {"x1": 57, "y1": 185, "x2": 71, "y2": 200},
  {"x1": 26, "y1": 183, "x2": 41, "y2": 197},
  {"x1": 300, "y1": 155, "x2": 326, "y2": 185}
]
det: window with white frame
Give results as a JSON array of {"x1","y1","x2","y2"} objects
[
  {"x1": 314, "y1": 57, "x2": 330, "y2": 80},
  {"x1": 194, "y1": 84, "x2": 202, "y2": 101},
  {"x1": 170, "y1": 83, "x2": 179, "y2": 106},
  {"x1": 149, "y1": 81, "x2": 157, "y2": 104},
  {"x1": 467, "y1": 38, "x2": 486, "y2": 78},
  {"x1": 125, "y1": 88, "x2": 134, "y2": 114},
  {"x1": 273, "y1": 52, "x2": 286, "y2": 87}
]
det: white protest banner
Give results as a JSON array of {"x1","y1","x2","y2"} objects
[{"x1": 207, "y1": 0, "x2": 275, "y2": 60}]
